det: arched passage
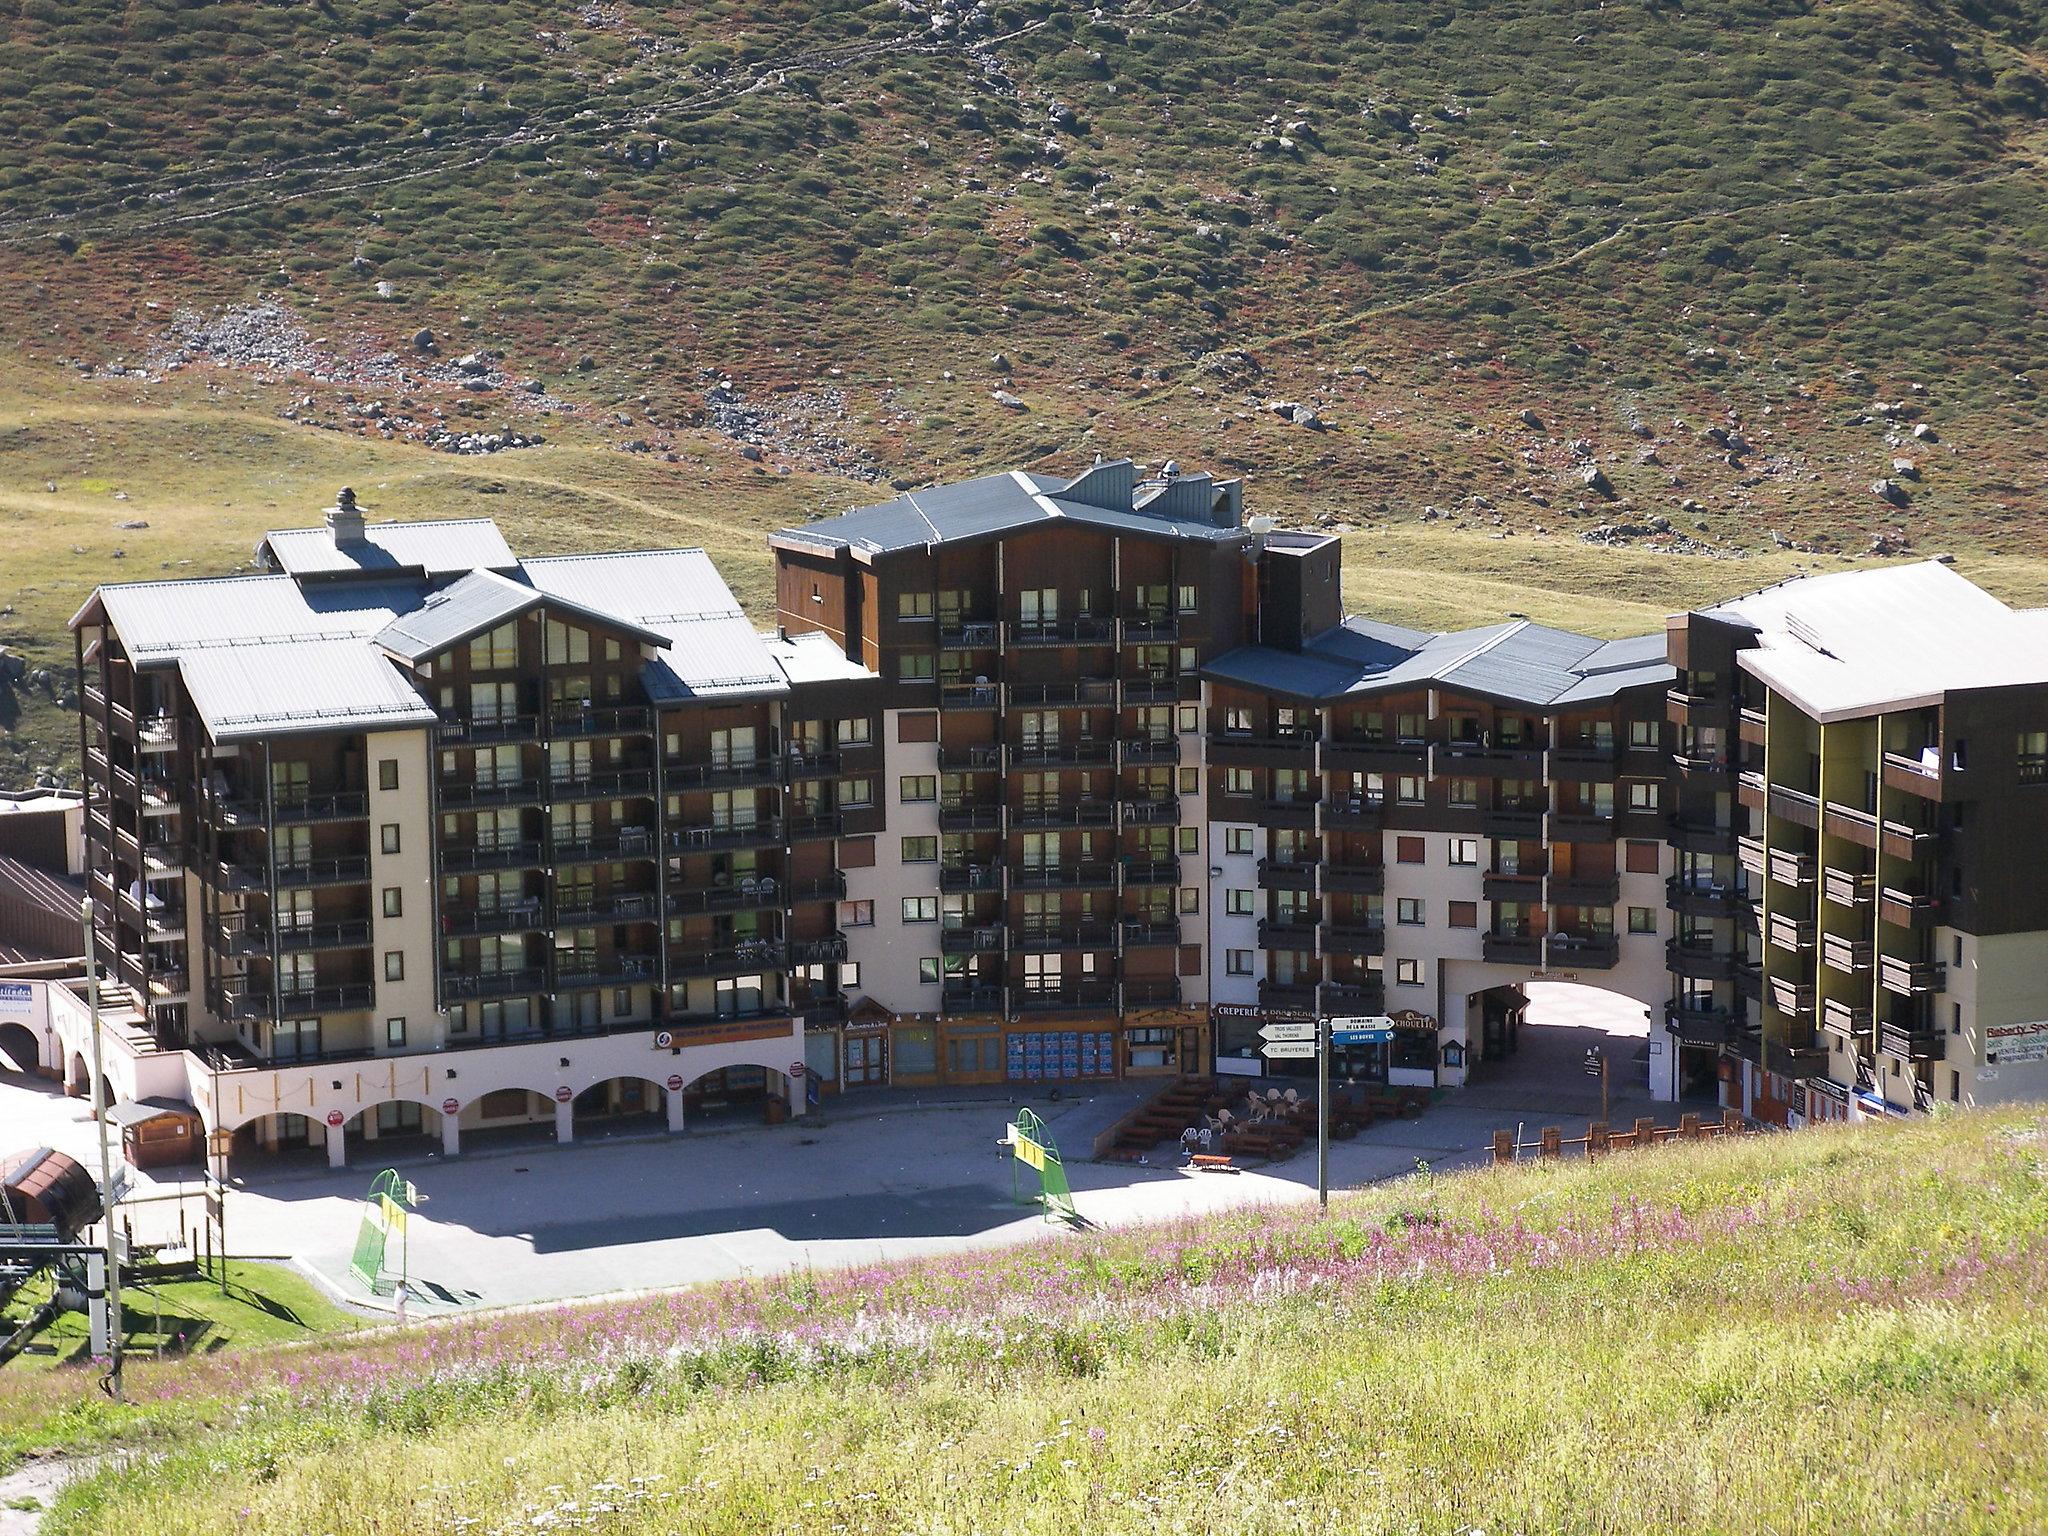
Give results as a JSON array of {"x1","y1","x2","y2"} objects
[
  {"x1": 0, "y1": 1020, "x2": 40, "y2": 1076},
  {"x1": 340, "y1": 1099, "x2": 449, "y2": 1163},
  {"x1": 678, "y1": 1062, "x2": 793, "y2": 1127},
  {"x1": 1460, "y1": 979, "x2": 1706, "y2": 1111},
  {"x1": 570, "y1": 1076, "x2": 668, "y2": 1136}
]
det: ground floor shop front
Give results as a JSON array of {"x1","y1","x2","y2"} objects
[{"x1": 801, "y1": 1006, "x2": 1210, "y2": 1096}]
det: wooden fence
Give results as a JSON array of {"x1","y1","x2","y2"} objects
[{"x1": 1491, "y1": 1108, "x2": 1751, "y2": 1164}]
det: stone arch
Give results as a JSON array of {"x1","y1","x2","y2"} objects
[
  {"x1": 0, "y1": 1020, "x2": 40, "y2": 1075},
  {"x1": 570, "y1": 1074, "x2": 669, "y2": 1131}
]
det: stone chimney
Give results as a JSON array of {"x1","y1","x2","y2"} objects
[{"x1": 325, "y1": 486, "x2": 366, "y2": 545}]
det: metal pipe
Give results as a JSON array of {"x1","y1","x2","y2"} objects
[{"x1": 81, "y1": 895, "x2": 123, "y2": 1401}]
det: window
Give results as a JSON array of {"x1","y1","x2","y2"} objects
[
  {"x1": 1178, "y1": 826, "x2": 1200, "y2": 853},
  {"x1": 1449, "y1": 837, "x2": 1479, "y2": 867},
  {"x1": 898, "y1": 652, "x2": 935, "y2": 682},
  {"x1": 544, "y1": 620, "x2": 592, "y2": 667},
  {"x1": 375, "y1": 1101, "x2": 423, "y2": 1137},
  {"x1": 382, "y1": 887, "x2": 403, "y2": 918},
  {"x1": 1448, "y1": 778, "x2": 1478, "y2": 809},
  {"x1": 1227, "y1": 889, "x2": 1253, "y2": 916},
  {"x1": 918, "y1": 957, "x2": 942, "y2": 984},
  {"x1": 380, "y1": 823, "x2": 402, "y2": 854},
  {"x1": 1448, "y1": 901, "x2": 1478, "y2": 929},
  {"x1": 902, "y1": 896, "x2": 938, "y2": 923},
  {"x1": 1225, "y1": 768, "x2": 1255, "y2": 796},
  {"x1": 613, "y1": 988, "x2": 632, "y2": 1016},
  {"x1": 1629, "y1": 719, "x2": 1659, "y2": 749},
  {"x1": 900, "y1": 775, "x2": 937, "y2": 802},
  {"x1": 2021, "y1": 731, "x2": 2048, "y2": 783},
  {"x1": 1396, "y1": 713, "x2": 1426, "y2": 742},
  {"x1": 841, "y1": 716, "x2": 874, "y2": 746},
  {"x1": 384, "y1": 951, "x2": 405, "y2": 982},
  {"x1": 1177, "y1": 583, "x2": 1198, "y2": 613},
  {"x1": 468, "y1": 622, "x2": 518, "y2": 670},
  {"x1": 1627, "y1": 780, "x2": 1661, "y2": 813},
  {"x1": 1226, "y1": 949, "x2": 1254, "y2": 975},
  {"x1": 841, "y1": 779, "x2": 873, "y2": 808},
  {"x1": 1628, "y1": 906, "x2": 1657, "y2": 934},
  {"x1": 1397, "y1": 898, "x2": 1423, "y2": 926},
  {"x1": 839, "y1": 900, "x2": 874, "y2": 927},
  {"x1": 385, "y1": 1017, "x2": 407, "y2": 1047},
  {"x1": 1225, "y1": 707, "x2": 1254, "y2": 734},
  {"x1": 1179, "y1": 767, "x2": 1200, "y2": 795},
  {"x1": 378, "y1": 759, "x2": 399, "y2": 792},
  {"x1": 898, "y1": 591, "x2": 935, "y2": 620},
  {"x1": 1396, "y1": 958, "x2": 1423, "y2": 986},
  {"x1": 1226, "y1": 827, "x2": 1254, "y2": 855},
  {"x1": 1396, "y1": 836, "x2": 1426, "y2": 865},
  {"x1": 1396, "y1": 775, "x2": 1425, "y2": 804},
  {"x1": 901, "y1": 836, "x2": 938, "y2": 863},
  {"x1": 1179, "y1": 886, "x2": 1200, "y2": 914},
  {"x1": 1178, "y1": 705, "x2": 1199, "y2": 733}
]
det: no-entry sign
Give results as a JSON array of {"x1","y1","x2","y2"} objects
[{"x1": 553, "y1": 1085, "x2": 573, "y2": 1104}]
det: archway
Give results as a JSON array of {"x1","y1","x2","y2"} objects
[
  {"x1": 1459, "y1": 980, "x2": 1705, "y2": 1112},
  {"x1": 341, "y1": 1100, "x2": 448, "y2": 1163},
  {"x1": 679, "y1": 1063, "x2": 791, "y2": 1127},
  {"x1": 226, "y1": 1110, "x2": 322, "y2": 1171},
  {"x1": 0, "y1": 1020, "x2": 39, "y2": 1076},
  {"x1": 570, "y1": 1076, "x2": 668, "y2": 1137}
]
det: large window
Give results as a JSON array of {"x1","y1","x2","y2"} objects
[
  {"x1": 468, "y1": 623, "x2": 518, "y2": 671},
  {"x1": 544, "y1": 619, "x2": 591, "y2": 667}
]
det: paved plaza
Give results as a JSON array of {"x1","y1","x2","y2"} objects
[{"x1": 2, "y1": 984, "x2": 1695, "y2": 1317}]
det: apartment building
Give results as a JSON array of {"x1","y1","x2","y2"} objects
[
  {"x1": 71, "y1": 492, "x2": 877, "y2": 1173},
  {"x1": 61, "y1": 469, "x2": 2048, "y2": 1173},
  {"x1": 1666, "y1": 560, "x2": 2048, "y2": 1123}
]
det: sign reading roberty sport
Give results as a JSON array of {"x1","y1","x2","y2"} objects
[{"x1": 1987, "y1": 1020, "x2": 2048, "y2": 1066}]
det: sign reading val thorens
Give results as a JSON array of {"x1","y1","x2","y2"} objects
[{"x1": 1987, "y1": 1020, "x2": 2048, "y2": 1066}]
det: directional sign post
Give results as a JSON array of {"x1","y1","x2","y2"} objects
[
  {"x1": 1259, "y1": 1021, "x2": 1318, "y2": 1044},
  {"x1": 1260, "y1": 1039, "x2": 1317, "y2": 1060}
]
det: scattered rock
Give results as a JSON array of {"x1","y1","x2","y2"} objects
[
  {"x1": 1871, "y1": 478, "x2": 1910, "y2": 508},
  {"x1": 114, "y1": 519, "x2": 148, "y2": 530},
  {"x1": 990, "y1": 351, "x2": 1011, "y2": 373},
  {"x1": 1518, "y1": 407, "x2": 1544, "y2": 430},
  {"x1": 412, "y1": 329, "x2": 437, "y2": 354},
  {"x1": 1580, "y1": 464, "x2": 1614, "y2": 497},
  {"x1": 991, "y1": 389, "x2": 1027, "y2": 411},
  {"x1": 1890, "y1": 458, "x2": 1920, "y2": 480},
  {"x1": 1912, "y1": 422, "x2": 1937, "y2": 441}
]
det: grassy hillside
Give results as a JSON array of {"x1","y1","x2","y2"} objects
[
  {"x1": 5, "y1": 0, "x2": 2048, "y2": 785},
  {"x1": 6, "y1": 1108, "x2": 2047, "y2": 1533}
]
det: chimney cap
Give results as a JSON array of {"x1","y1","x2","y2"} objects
[{"x1": 335, "y1": 485, "x2": 358, "y2": 509}]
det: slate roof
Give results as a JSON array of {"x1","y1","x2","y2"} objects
[
  {"x1": 774, "y1": 461, "x2": 1246, "y2": 556},
  {"x1": 1206, "y1": 616, "x2": 1675, "y2": 709},
  {"x1": 1701, "y1": 560, "x2": 2048, "y2": 722}
]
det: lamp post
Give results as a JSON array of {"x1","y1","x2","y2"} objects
[{"x1": 80, "y1": 895, "x2": 123, "y2": 1401}]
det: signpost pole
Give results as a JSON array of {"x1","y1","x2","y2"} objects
[
  {"x1": 1316, "y1": 1013, "x2": 1330, "y2": 1212},
  {"x1": 81, "y1": 895, "x2": 123, "y2": 1402},
  {"x1": 1601, "y1": 1052, "x2": 1611, "y2": 1124}
]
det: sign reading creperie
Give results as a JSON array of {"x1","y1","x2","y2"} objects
[{"x1": 1987, "y1": 1020, "x2": 2048, "y2": 1066}]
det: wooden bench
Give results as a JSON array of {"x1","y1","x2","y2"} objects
[{"x1": 1188, "y1": 1153, "x2": 1239, "y2": 1174}]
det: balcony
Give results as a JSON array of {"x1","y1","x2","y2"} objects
[
  {"x1": 667, "y1": 818, "x2": 784, "y2": 854},
  {"x1": 1011, "y1": 739, "x2": 1115, "y2": 768},
  {"x1": 1013, "y1": 800, "x2": 1115, "y2": 830},
  {"x1": 1120, "y1": 736, "x2": 1180, "y2": 765},
  {"x1": 1483, "y1": 932, "x2": 1542, "y2": 965},
  {"x1": 1122, "y1": 613, "x2": 1179, "y2": 643},
  {"x1": 783, "y1": 747, "x2": 844, "y2": 779},
  {"x1": 272, "y1": 792, "x2": 369, "y2": 825},
  {"x1": 1666, "y1": 939, "x2": 1740, "y2": 982},
  {"x1": 1548, "y1": 811, "x2": 1616, "y2": 843},
  {"x1": 1119, "y1": 857, "x2": 1182, "y2": 888},
  {"x1": 1666, "y1": 876, "x2": 1746, "y2": 918},
  {"x1": 437, "y1": 712, "x2": 540, "y2": 745},
  {"x1": 787, "y1": 811, "x2": 844, "y2": 842},
  {"x1": 1548, "y1": 873, "x2": 1621, "y2": 907},
  {"x1": 1439, "y1": 742, "x2": 1544, "y2": 779},
  {"x1": 548, "y1": 705, "x2": 652, "y2": 739},
  {"x1": 1665, "y1": 686, "x2": 1729, "y2": 726},
  {"x1": 1821, "y1": 934, "x2": 1873, "y2": 975},
  {"x1": 1320, "y1": 920, "x2": 1386, "y2": 957},
  {"x1": 940, "y1": 863, "x2": 1002, "y2": 893},
  {"x1": 788, "y1": 872, "x2": 847, "y2": 905},
  {"x1": 1256, "y1": 858, "x2": 1317, "y2": 893},
  {"x1": 554, "y1": 892, "x2": 659, "y2": 927},
  {"x1": 1120, "y1": 797, "x2": 1180, "y2": 826},
  {"x1": 443, "y1": 968, "x2": 547, "y2": 1001},
  {"x1": 1768, "y1": 1039, "x2": 1831, "y2": 1079},
  {"x1": 551, "y1": 827, "x2": 658, "y2": 865},
  {"x1": 1766, "y1": 977, "x2": 1815, "y2": 1017},
  {"x1": 1006, "y1": 617, "x2": 1115, "y2": 647},
  {"x1": 1822, "y1": 867, "x2": 1874, "y2": 907},
  {"x1": 1877, "y1": 886, "x2": 1944, "y2": 930},
  {"x1": 1482, "y1": 806, "x2": 1546, "y2": 841},
  {"x1": 1821, "y1": 801, "x2": 1880, "y2": 850},
  {"x1": 1322, "y1": 739, "x2": 1426, "y2": 774},
  {"x1": 1819, "y1": 996, "x2": 1872, "y2": 1042},
  {"x1": 440, "y1": 839, "x2": 545, "y2": 874},
  {"x1": 556, "y1": 955, "x2": 659, "y2": 990},
  {"x1": 1120, "y1": 675, "x2": 1178, "y2": 706},
  {"x1": 439, "y1": 776, "x2": 545, "y2": 809},
  {"x1": 1321, "y1": 863, "x2": 1384, "y2": 895},
  {"x1": 1881, "y1": 749, "x2": 1944, "y2": 800},
  {"x1": 549, "y1": 768, "x2": 656, "y2": 804},
  {"x1": 1673, "y1": 746, "x2": 1731, "y2": 781},
  {"x1": 1007, "y1": 679, "x2": 1116, "y2": 708},
  {"x1": 1767, "y1": 849, "x2": 1815, "y2": 889},
  {"x1": 1879, "y1": 956, "x2": 1947, "y2": 996},
  {"x1": 665, "y1": 756, "x2": 784, "y2": 791},
  {"x1": 939, "y1": 682, "x2": 1002, "y2": 711},
  {"x1": 1880, "y1": 817, "x2": 1940, "y2": 862},
  {"x1": 667, "y1": 880, "x2": 784, "y2": 916},
  {"x1": 1766, "y1": 784, "x2": 1821, "y2": 830},
  {"x1": 215, "y1": 983, "x2": 367, "y2": 1021},
  {"x1": 1320, "y1": 794, "x2": 1384, "y2": 831},
  {"x1": 937, "y1": 618, "x2": 999, "y2": 648},
  {"x1": 1483, "y1": 871, "x2": 1544, "y2": 905},
  {"x1": 274, "y1": 857, "x2": 371, "y2": 889},
  {"x1": 1012, "y1": 981, "x2": 1119, "y2": 1014},
  {"x1": 1549, "y1": 742, "x2": 1620, "y2": 781},
  {"x1": 1767, "y1": 914, "x2": 1815, "y2": 954},
  {"x1": 1879, "y1": 1019, "x2": 1943, "y2": 1062},
  {"x1": 666, "y1": 1003, "x2": 795, "y2": 1033},
  {"x1": 1258, "y1": 980, "x2": 1320, "y2": 1013},
  {"x1": 939, "y1": 802, "x2": 1004, "y2": 833},
  {"x1": 441, "y1": 901, "x2": 548, "y2": 937},
  {"x1": 669, "y1": 943, "x2": 782, "y2": 980},
  {"x1": 1123, "y1": 977, "x2": 1182, "y2": 1007},
  {"x1": 1669, "y1": 816, "x2": 1739, "y2": 856},
  {"x1": 941, "y1": 983, "x2": 1003, "y2": 1013},
  {"x1": 1012, "y1": 862, "x2": 1117, "y2": 891},
  {"x1": 1547, "y1": 932, "x2": 1620, "y2": 970},
  {"x1": 1666, "y1": 1002, "x2": 1745, "y2": 1046},
  {"x1": 1121, "y1": 918, "x2": 1181, "y2": 948},
  {"x1": 1257, "y1": 917, "x2": 1319, "y2": 950},
  {"x1": 1012, "y1": 921, "x2": 1115, "y2": 953},
  {"x1": 1321, "y1": 980, "x2": 1386, "y2": 1014},
  {"x1": 938, "y1": 744, "x2": 1003, "y2": 772},
  {"x1": 1257, "y1": 797, "x2": 1319, "y2": 830},
  {"x1": 1736, "y1": 835, "x2": 1767, "y2": 880},
  {"x1": 1209, "y1": 731, "x2": 1318, "y2": 770},
  {"x1": 941, "y1": 927, "x2": 1003, "y2": 955},
  {"x1": 274, "y1": 919, "x2": 374, "y2": 954}
]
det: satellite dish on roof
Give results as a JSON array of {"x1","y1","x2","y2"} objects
[{"x1": 1161, "y1": 460, "x2": 1180, "y2": 480}]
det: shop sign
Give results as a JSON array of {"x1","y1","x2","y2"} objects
[
  {"x1": 0, "y1": 981, "x2": 30, "y2": 1015},
  {"x1": 1987, "y1": 1020, "x2": 2048, "y2": 1066}
]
